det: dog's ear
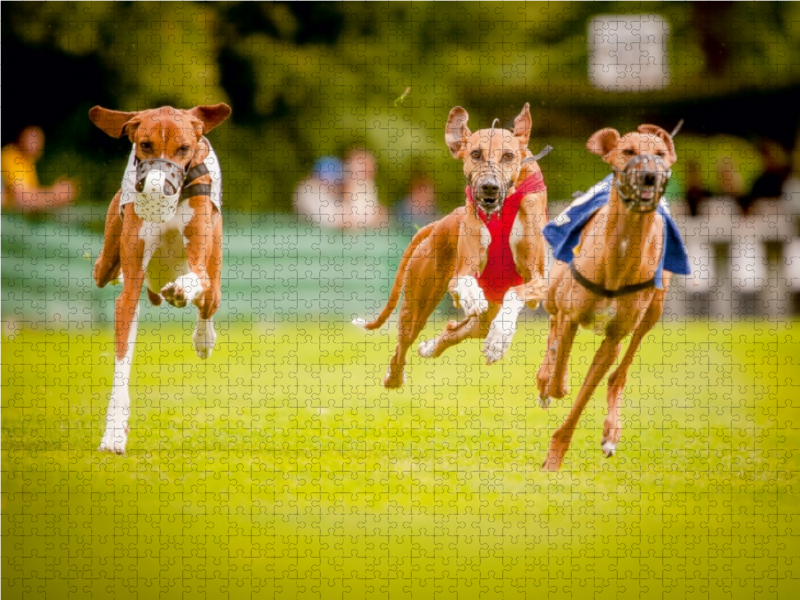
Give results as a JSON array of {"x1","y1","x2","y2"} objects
[
  {"x1": 445, "y1": 106, "x2": 471, "y2": 159},
  {"x1": 513, "y1": 103, "x2": 532, "y2": 146},
  {"x1": 587, "y1": 128, "x2": 620, "y2": 158},
  {"x1": 187, "y1": 103, "x2": 232, "y2": 135},
  {"x1": 89, "y1": 106, "x2": 141, "y2": 139},
  {"x1": 637, "y1": 124, "x2": 677, "y2": 163}
]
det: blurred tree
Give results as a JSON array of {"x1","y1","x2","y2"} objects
[{"x1": 4, "y1": 1, "x2": 800, "y2": 215}]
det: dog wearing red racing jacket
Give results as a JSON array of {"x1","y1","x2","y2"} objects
[{"x1": 354, "y1": 104, "x2": 549, "y2": 388}]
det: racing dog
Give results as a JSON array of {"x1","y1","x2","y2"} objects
[
  {"x1": 538, "y1": 124, "x2": 691, "y2": 470},
  {"x1": 354, "y1": 104, "x2": 549, "y2": 388},
  {"x1": 90, "y1": 103, "x2": 231, "y2": 454}
]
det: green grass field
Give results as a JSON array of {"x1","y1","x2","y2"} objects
[{"x1": 3, "y1": 317, "x2": 800, "y2": 599}]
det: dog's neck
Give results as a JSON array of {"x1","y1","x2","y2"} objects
[
  {"x1": 509, "y1": 150, "x2": 541, "y2": 194},
  {"x1": 600, "y1": 186, "x2": 663, "y2": 292},
  {"x1": 189, "y1": 137, "x2": 210, "y2": 170}
]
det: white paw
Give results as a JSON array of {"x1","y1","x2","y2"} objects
[
  {"x1": 98, "y1": 427, "x2": 128, "y2": 455},
  {"x1": 538, "y1": 395, "x2": 551, "y2": 409},
  {"x1": 484, "y1": 320, "x2": 516, "y2": 364},
  {"x1": 453, "y1": 276, "x2": 488, "y2": 317},
  {"x1": 193, "y1": 319, "x2": 217, "y2": 359},
  {"x1": 483, "y1": 291, "x2": 524, "y2": 364},
  {"x1": 162, "y1": 273, "x2": 203, "y2": 308},
  {"x1": 602, "y1": 441, "x2": 617, "y2": 457},
  {"x1": 418, "y1": 339, "x2": 436, "y2": 358},
  {"x1": 352, "y1": 318, "x2": 368, "y2": 329}
]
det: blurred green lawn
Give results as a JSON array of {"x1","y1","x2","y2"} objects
[{"x1": 3, "y1": 318, "x2": 799, "y2": 599}]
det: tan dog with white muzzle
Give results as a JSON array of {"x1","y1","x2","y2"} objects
[
  {"x1": 354, "y1": 104, "x2": 549, "y2": 388},
  {"x1": 90, "y1": 103, "x2": 231, "y2": 454},
  {"x1": 537, "y1": 125, "x2": 691, "y2": 470}
]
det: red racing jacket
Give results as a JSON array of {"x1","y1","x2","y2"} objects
[{"x1": 465, "y1": 171, "x2": 547, "y2": 303}]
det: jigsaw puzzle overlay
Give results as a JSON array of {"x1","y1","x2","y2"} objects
[{"x1": 3, "y1": 3, "x2": 800, "y2": 599}]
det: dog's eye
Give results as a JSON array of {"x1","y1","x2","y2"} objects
[
  {"x1": 622, "y1": 149, "x2": 634, "y2": 156},
  {"x1": 502, "y1": 152, "x2": 514, "y2": 162},
  {"x1": 140, "y1": 142, "x2": 152, "y2": 152},
  {"x1": 178, "y1": 145, "x2": 190, "y2": 154},
  {"x1": 471, "y1": 150, "x2": 482, "y2": 160}
]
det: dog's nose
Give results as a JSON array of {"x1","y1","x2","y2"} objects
[
  {"x1": 643, "y1": 173, "x2": 656, "y2": 186},
  {"x1": 481, "y1": 182, "x2": 499, "y2": 196},
  {"x1": 135, "y1": 179, "x2": 145, "y2": 193}
]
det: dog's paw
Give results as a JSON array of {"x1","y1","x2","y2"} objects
[
  {"x1": 162, "y1": 274, "x2": 203, "y2": 308},
  {"x1": 484, "y1": 320, "x2": 516, "y2": 364},
  {"x1": 193, "y1": 319, "x2": 217, "y2": 359},
  {"x1": 383, "y1": 369, "x2": 406, "y2": 389},
  {"x1": 601, "y1": 440, "x2": 617, "y2": 458},
  {"x1": 418, "y1": 339, "x2": 436, "y2": 358},
  {"x1": 98, "y1": 427, "x2": 129, "y2": 455},
  {"x1": 452, "y1": 276, "x2": 488, "y2": 317},
  {"x1": 483, "y1": 291, "x2": 524, "y2": 364}
]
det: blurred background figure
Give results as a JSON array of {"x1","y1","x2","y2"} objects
[
  {"x1": 738, "y1": 139, "x2": 792, "y2": 215},
  {"x1": 1, "y1": 126, "x2": 77, "y2": 214},
  {"x1": 684, "y1": 159, "x2": 712, "y2": 217},
  {"x1": 293, "y1": 156, "x2": 346, "y2": 229},
  {"x1": 397, "y1": 173, "x2": 437, "y2": 234},
  {"x1": 342, "y1": 148, "x2": 387, "y2": 230}
]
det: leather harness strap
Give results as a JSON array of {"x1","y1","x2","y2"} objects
[
  {"x1": 180, "y1": 163, "x2": 212, "y2": 201},
  {"x1": 570, "y1": 262, "x2": 655, "y2": 298}
]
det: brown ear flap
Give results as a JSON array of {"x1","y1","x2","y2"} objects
[
  {"x1": 88, "y1": 106, "x2": 141, "y2": 139},
  {"x1": 587, "y1": 128, "x2": 621, "y2": 158},
  {"x1": 445, "y1": 106, "x2": 471, "y2": 159},
  {"x1": 187, "y1": 103, "x2": 232, "y2": 134},
  {"x1": 638, "y1": 124, "x2": 677, "y2": 163},
  {"x1": 513, "y1": 102, "x2": 532, "y2": 146}
]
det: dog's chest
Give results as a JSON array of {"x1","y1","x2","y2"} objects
[{"x1": 141, "y1": 201, "x2": 194, "y2": 287}]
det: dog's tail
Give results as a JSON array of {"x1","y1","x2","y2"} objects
[{"x1": 352, "y1": 223, "x2": 434, "y2": 330}]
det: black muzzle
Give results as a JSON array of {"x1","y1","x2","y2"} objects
[
  {"x1": 469, "y1": 162, "x2": 515, "y2": 217},
  {"x1": 614, "y1": 154, "x2": 671, "y2": 213}
]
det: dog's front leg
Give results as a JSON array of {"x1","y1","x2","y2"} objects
[
  {"x1": 484, "y1": 193, "x2": 548, "y2": 364},
  {"x1": 160, "y1": 199, "x2": 215, "y2": 310},
  {"x1": 448, "y1": 209, "x2": 489, "y2": 318},
  {"x1": 161, "y1": 197, "x2": 221, "y2": 358},
  {"x1": 100, "y1": 208, "x2": 146, "y2": 454}
]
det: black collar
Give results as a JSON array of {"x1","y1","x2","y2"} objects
[{"x1": 570, "y1": 262, "x2": 654, "y2": 298}]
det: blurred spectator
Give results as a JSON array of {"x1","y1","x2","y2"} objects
[
  {"x1": 397, "y1": 173, "x2": 437, "y2": 232},
  {"x1": 293, "y1": 157, "x2": 346, "y2": 229},
  {"x1": 342, "y1": 149, "x2": 388, "y2": 229},
  {"x1": 781, "y1": 131, "x2": 800, "y2": 218},
  {"x1": 738, "y1": 140, "x2": 791, "y2": 215},
  {"x1": 683, "y1": 158, "x2": 744, "y2": 217},
  {"x1": 1, "y1": 126, "x2": 77, "y2": 214},
  {"x1": 716, "y1": 157, "x2": 744, "y2": 200},
  {"x1": 684, "y1": 159, "x2": 711, "y2": 217}
]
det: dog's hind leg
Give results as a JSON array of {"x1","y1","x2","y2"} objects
[
  {"x1": 100, "y1": 205, "x2": 149, "y2": 454},
  {"x1": 385, "y1": 292, "x2": 441, "y2": 388},
  {"x1": 542, "y1": 315, "x2": 579, "y2": 402},
  {"x1": 93, "y1": 191, "x2": 123, "y2": 288},
  {"x1": 100, "y1": 224, "x2": 146, "y2": 453},
  {"x1": 542, "y1": 330, "x2": 623, "y2": 471},
  {"x1": 419, "y1": 305, "x2": 498, "y2": 359},
  {"x1": 601, "y1": 289, "x2": 665, "y2": 457}
]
